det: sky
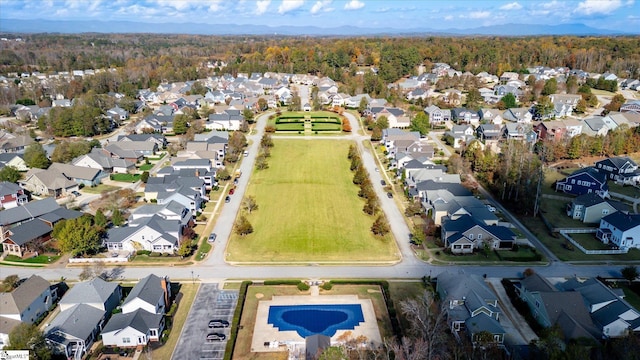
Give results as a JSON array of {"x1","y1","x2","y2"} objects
[{"x1": 0, "y1": 0, "x2": 638, "y2": 31}]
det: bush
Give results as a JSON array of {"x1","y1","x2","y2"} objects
[
  {"x1": 224, "y1": 281, "x2": 252, "y2": 360},
  {"x1": 263, "y1": 280, "x2": 301, "y2": 285},
  {"x1": 137, "y1": 250, "x2": 151, "y2": 256},
  {"x1": 321, "y1": 282, "x2": 333, "y2": 291},
  {"x1": 297, "y1": 282, "x2": 310, "y2": 291},
  {"x1": 149, "y1": 252, "x2": 161, "y2": 257}
]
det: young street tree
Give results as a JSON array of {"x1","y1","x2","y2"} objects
[
  {"x1": 371, "y1": 214, "x2": 390, "y2": 236},
  {"x1": 621, "y1": 266, "x2": 639, "y2": 282},
  {"x1": 235, "y1": 215, "x2": 253, "y2": 236},
  {"x1": 242, "y1": 196, "x2": 259, "y2": 214}
]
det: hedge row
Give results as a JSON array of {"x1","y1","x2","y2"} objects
[
  {"x1": 263, "y1": 280, "x2": 301, "y2": 285},
  {"x1": 223, "y1": 281, "x2": 252, "y2": 360},
  {"x1": 328, "y1": 280, "x2": 402, "y2": 339}
]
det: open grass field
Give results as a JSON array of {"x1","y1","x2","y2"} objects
[{"x1": 226, "y1": 139, "x2": 398, "y2": 263}]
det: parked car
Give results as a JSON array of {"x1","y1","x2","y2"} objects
[
  {"x1": 206, "y1": 333, "x2": 226, "y2": 341},
  {"x1": 233, "y1": 178, "x2": 238, "y2": 185},
  {"x1": 208, "y1": 319, "x2": 230, "y2": 328},
  {"x1": 225, "y1": 196, "x2": 231, "y2": 203},
  {"x1": 208, "y1": 233, "x2": 217, "y2": 242},
  {"x1": 486, "y1": 204, "x2": 496, "y2": 212},
  {"x1": 387, "y1": 192, "x2": 393, "y2": 198},
  {"x1": 229, "y1": 188, "x2": 235, "y2": 195},
  {"x1": 380, "y1": 180, "x2": 386, "y2": 186},
  {"x1": 244, "y1": 150, "x2": 249, "y2": 157},
  {"x1": 71, "y1": 190, "x2": 81, "y2": 197}
]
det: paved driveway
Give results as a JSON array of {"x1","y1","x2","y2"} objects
[{"x1": 172, "y1": 284, "x2": 239, "y2": 360}]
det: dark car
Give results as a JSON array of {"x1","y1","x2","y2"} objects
[
  {"x1": 71, "y1": 190, "x2": 81, "y2": 197},
  {"x1": 208, "y1": 233, "x2": 217, "y2": 242},
  {"x1": 225, "y1": 196, "x2": 231, "y2": 203},
  {"x1": 208, "y1": 319, "x2": 230, "y2": 328},
  {"x1": 380, "y1": 180, "x2": 386, "y2": 186},
  {"x1": 387, "y1": 192, "x2": 393, "y2": 198},
  {"x1": 206, "y1": 333, "x2": 226, "y2": 341}
]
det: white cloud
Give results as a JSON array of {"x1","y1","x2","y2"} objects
[
  {"x1": 207, "y1": 0, "x2": 224, "y2": 12},
  {"x1": 154, "y1": 0, "x2": 191, "y2": 11},
  {"x1": 278, "y1": 0, "x2": 304, "y2": 14},
  {"x1": 310, "y1": 0, "x2": 331, "y2": 14},
  {"x1": 575, "y1": 0, "x2": 622, "y2": 15},
  {"x1": 626, "y1": 0, "x2": 635, "y2": 5},
  {"x1": 499, "y1": 2, "x2": 522, "y2": 10},
  {"x1": 344, "y1": 0, "x2": 364, "y2": 10},
  {"x1": 444, "y1": 15, "x2": 453, "y2": 20},
  {"x1": 256, "y1": 0, "x2": 271, "y2": 15},
  {"x1": 469, "y1": 11, "x2": 491, "y2": 19},
  {"x1": 541, "y1": 0, "x2": 560, "y2": 9}
]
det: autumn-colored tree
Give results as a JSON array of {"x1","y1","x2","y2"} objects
[
  {"x1": 235, "y1": 215, "x2": 253, "y2": 236},
  {"x1": 371, "y1": 214, "x2": 390, "y2": 236}
]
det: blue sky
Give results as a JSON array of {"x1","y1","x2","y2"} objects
[{"x1": 0, "y1": 0, "x2": 638, "y2": 31}]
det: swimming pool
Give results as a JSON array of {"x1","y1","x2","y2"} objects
[{"x1": 267, "y1": 304, "x2": 364, "y2": 338}]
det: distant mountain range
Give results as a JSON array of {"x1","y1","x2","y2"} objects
[{"x1": 0, "y1": 19, "x2": 634, "y2": 36}]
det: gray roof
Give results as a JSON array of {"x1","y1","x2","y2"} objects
[
  {"x1": 49, "y1": 162, "x2": 102, "y2": 181},
  {"x1": 46, "y1": 303, "x2": 104, "y2": 342},
  {"x1": 438, "y1": 271, "x2": 497, "y2": 305},
  {"x1": 0, "y1": 197, "x2": 59, "y2": 226},
  {"x1": 520, "y1": 273, "x2": 557, "y2": 293},
  {"x1": 59, "y1": 278, "x2": 119, "y2": 308},
  {"x1": 464, "y1": 313, "x2": 505, "y2": 335},
  {"x1": 7, "y1": 219, "x2": 52, "y2": 245},
  {"x1": 592, "y1": 300, "x2": 635, "y2": 328},
  {"x1": 0, "y1": 275, "x2": 51, "y2": 315},
  {"x1": 23, "y1": 168, "x2": 77, "y2": 191},
  {"x1": 122, "y1": 274, "x2": 165, "y2": 310},
  {"x1": 0, "y1": 181, "x2": 22, "y2": 196},
  {"x1": 102, "y1": 308, "x2": 163, "y2": 335},
  {"x1": 573, "y1": 193, "x2": 607, "y2": 207},
  {"x1": 38, "y1": 207, "x2": 82, "y2": 224},
  {"x1": 602, "y1": 212, "x2": 640, "y2": 231}
]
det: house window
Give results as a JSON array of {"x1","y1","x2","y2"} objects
[
  {"x1": 142, "y1": 236, "x2": 145, "y2": 240},
  {"x1": 123, "y1": 337, "x2": 131, "y2": 344},
  {"x1": 571, "y1": 179, "x2": 575, "y2": 184},
  {"x1": 150, "y1": 329, "x2": 157, "y2": 337},
  {"x1": 468, "y1": 234, "x2": 474, "y2": 240},
  {"x1": 602, "y1": 209, "x2": 609, "y2": 215},
  {"x1": 477, "y1": 234, "x2": 482, "y2": 240},
  {"x1": 535, "y1": 300, "x2": 540, "y2": 309},
  {"x1": 565, "y1": 185, "x2": 572, "y2": 191},
  {"x1": 454, "y1": 245, "x2": 461, "y2": 249}
]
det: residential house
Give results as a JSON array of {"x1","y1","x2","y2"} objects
[
  {"x1": 436, "y1": 271, "x2": 505, "y2": 345},
  {"x1": 499, "y1": 72, "x2": 520, "y2": 83},
  {"x1": 206, "y1": 109, "x2": 244, "y2": 131},
  {"x1": 595, "y1": 156, "x2": 640, "y2": 185},
  {"x1": 144, "y1": 175, "x2": 205, "y2": 214},
  {"x1": 441, "y1": 214, "x2": 516, "y2": 253},
  {"x1": 72, "y1": 148, "x2": 135, "y2": 174},
  {"x1": 562, "y1": 118, "x2": 583, "y2": 138},
  {"x1": 406, "y1": 88, "x2": 431, "y2": 101},
  {"x1": 0, "y1": 153, "x2": 28, "y2": 171},
  {"x1": 502, "y1": 107, "x2": 533, "y2": 123},
  {"x1": 424, "y1": 105, "x2": 451, "y2": 126},
  {"x1": 596, "y1": 212, "x2": 640, "y2": 250},
  {"x1": 19, "y1": 168, "x2": 79, "y2": 197},
  {"x1": 582, "y1": 116, "x2": 611, "y2": 137},
  {"x1": 517, "y1": 273, "x2": 600, "y2": 341},
  {"x1": 476, "y1": 124, "x2": 502, "y2": 142},
  {"x1": 48, "y1": 163, "x2": 107, "y2": 187},
  {"x1": 0, "y1": 134, "x2": 33, "y2": 153},
  {"x1": 128, "y1": 201, "x2": 192, "y2": 230},
  {"x1": 101, "y1": 274, "x2": 169, "y2": 348},
  {"x1": 117, "y1": 133, "x2": 167, "y2": 149},
  {"x1": 621, "y1": 100, "x2": 640, "y2": 114},
  {"x1": 567, "y1": 193, "x2": 627, "y2": 224},
  {"x1": 479, "y1": 108, "x2": 504, "y2": 125},
  {"x1": 419, "y1": 182, "x2": 498, "y2": 226},
  {"x1": 135, "y1": 114, "x2": 174, "y2": 134},
  {"x1": 559, "y1": 277, "x2": 640, "y2": 338},
  {"x1": 0, "y1": 275, "x2": 57, "y2": 349},
  {"x1": 105, "y1": 214, "x2": 184, "y2": 253},
  {"x1": 344, "y1": 94, "x2": 371, "y2": 109},
  {"x1": 157, "y1": 159, "x2": 216, "y2": 189},
  {"x1": 451, "y1": 108, "x2": 480, "y2": 125},
  {"x1": 107, "y1": 106, "x2": 129, "y2": 122},
  {"x1": 370, "y1": 107, "x2": 410, "y2": 128},
  {"x1": 555, "y1": 167, "x2": 608, "y2": 196},
  {"x1": 504, "y1": 123, "x2": 529, "y2": 141},
  {"x1": 0, "y1": 197, "x2": 59, "y2": 234},
  {"x1": 445, "y1": 125, "x2": 475, "y2": 149},
  {"x1": 549, "y1": 94, "x2": 581, "y2": 109},
  {"x1": 494, "y1": 85, "x2": 521, "y2": 100},
  {"x1": 0, "y1": 182, "x2": 28, "y2": 209},
  {"x1": 106, "y1": 140, "x2": 157, "y2": 158},
  {"x1": 46, "y1": 278, "x2": 121, "y2": 359}
]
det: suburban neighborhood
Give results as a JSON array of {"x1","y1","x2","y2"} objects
[{"x1": 0, "y1": 20, "x2": 640, "y2": 360}]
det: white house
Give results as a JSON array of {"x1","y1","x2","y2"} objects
[
  {"x1": 101, "y1": 309, "x2": 164, "y2": 347},
  {"x1": 121, "y1": 274, "x2": 169, "y2": 315},
  {"x1": 597, "y1": 213, "x2": 640, "y2": 250},
  {"x1": 105, "y1": 215, "x2": 183, "y2": 253}
]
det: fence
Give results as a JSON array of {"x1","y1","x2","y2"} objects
[
  {"x1": 68, "y1": 255, "x2": 130, "y2": 264},
  {"x1": 559, "y1": 229, "x2": 629, "y2": 255}
]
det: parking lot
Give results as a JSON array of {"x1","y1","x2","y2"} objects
[{"x1": 172, "y1": 284, "x2": 239, "y2": 360}]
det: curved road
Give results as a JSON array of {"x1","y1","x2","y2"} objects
[{"x1": 1, "y1": 112, "x2": 628, "y2": 282}]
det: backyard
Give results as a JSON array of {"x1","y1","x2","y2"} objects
[{"x1": 226, "y1": 139, "x2": 399, "y2": 263}]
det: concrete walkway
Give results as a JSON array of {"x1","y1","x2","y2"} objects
[{"x1": 486, "y1": 278, "x2": 538, "y2": 345}]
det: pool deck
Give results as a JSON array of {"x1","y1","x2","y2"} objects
[{"x1": 251, "y1": 293, "x2": 382, "y2": 353}]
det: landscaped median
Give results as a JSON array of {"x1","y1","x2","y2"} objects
[{"x1": 225, "y1": 139, "x2": 400, "y2": 263}]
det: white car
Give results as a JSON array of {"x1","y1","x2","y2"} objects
[{"x1": 486, "y1": 204, "x2": 496, "y2": 212}]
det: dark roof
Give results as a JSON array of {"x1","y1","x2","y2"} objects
[
  {"x1": 416, "y1": 180, "x2": 472, "y2": 197},
  {"x1": 464, "y1": 313, "x2": 505, "y2": 335},
  {"x1": 102, "y1": 308, "x2": 163, "y2": 335},
  {"x1": 565, "y1": 167, "x2": 607, "y2": 184},
  {"x1": 0, "y1": 197, "x2": 59, "y2": 226},
  {"x1": 7, "y1": 219, "x2": 52, "y2": 245},
  {"x1": 539, "y1": 292, "x2": 594, "y2": 326},
  {"x1": 602, "y1": 212, "x2": 640, "y2": 231},
  {"x1": 38, "y1": 207, "x2": 82, "y2": 224},
  {"x1": 573, "y1": 193, "x2": 606, "y2": 207},
  {"x1": 521, "y1": 273, "x2": 557, "y2": 293},
  {"x1": 598, "y1": 156, "x2": 638, "y2": 170},
  {"x1": 592, "y1": 300, "x2": 634, "y2": 327},
  {"x1": 123, "y1": 274, "x2": 165, "y2": 309}
]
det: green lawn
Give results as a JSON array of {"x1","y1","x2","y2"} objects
[
  {"x1": 138, "y1": 164, "x2": 153, "y2": 171},
  {"x1": 540, "y1": 198, "x2": 593, "y2": 228},
  {"x1": 226, "y1": 139, "x2": 399, "y2": 263},
  {"x1": 110, "y1": 173, "x2": 141, "y2": 182},
  {"x1": 275, "y1": 123, "x2": 304, "y2": 131},
  {"x1": 311, "y1": 123, "x2": 341, "y2": 131},
  {"x1": 82, "y1": 184, "x2": 119, "y2": 194},
  {"x1": 569, "y1": 233, "x2": 610, "y2": 250},
  {"x1": 621, "y1": 285, "x2": 640, "y2": 311},
  {"x1": 4, "y1": 255, "x2": 60, "y2": 264},
  {"x1": 609, "y1": 182, "x2": 640, "y2": 198}
]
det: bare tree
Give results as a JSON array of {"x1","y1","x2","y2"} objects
[
  {"x1": 397, "y1": 290, "x2": 449, "y2": 360},
  {"x1": 242, "y1": 196, "x2": 259, "y2": 214}
]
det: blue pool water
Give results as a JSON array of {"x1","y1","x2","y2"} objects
[{"x1": 268, "y1": 304, "x2": 364, "y2": 338}]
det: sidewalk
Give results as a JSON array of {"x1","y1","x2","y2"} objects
[{"x1": 486, "y1": 278, "x2": 538, "y2": 345}]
